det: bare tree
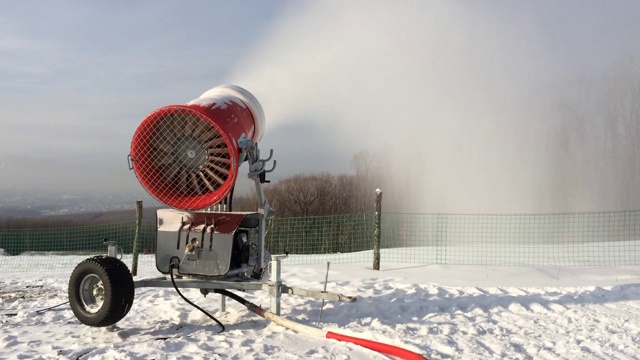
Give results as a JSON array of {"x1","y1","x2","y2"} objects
[
  {"x1": 553, "y1": 55, "x2": 640, "y2": 210},
  {"x1": 266, "y1": 173, "x2": 336, "y2": 217}
]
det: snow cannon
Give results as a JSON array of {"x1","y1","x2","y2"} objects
[
  {"x1": 129, "y1": 85, "x2": 266, "y2": 210},
  {"x1": 67, "y1": 85, "x2": 365, "y2": 357},
  {"x1": 125, "y1": 85, "x2": 275, "y2": 281}
]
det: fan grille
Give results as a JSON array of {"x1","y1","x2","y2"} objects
[{"x1": 131, "y1": 106, "x2": 238, "y2": 210}]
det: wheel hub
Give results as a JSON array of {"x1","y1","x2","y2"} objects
[{"x1": 79, "y1": 274, "x2": 105, "y2": 314}]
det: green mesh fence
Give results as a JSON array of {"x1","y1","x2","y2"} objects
[
  {"x1": 0, "y1": 221, "x2": 157, "y2": 256},
  {"x1": 0, "y1": 221, "x2": 159, "y2": 272},
  {"x1": 266, "y1": 213, "x2": 375, "y2": 260},
  {"x1": 379, "y1": 211, "x2": 640, "y2": 266},
  {"x1": 0, "y1": 210, "x2": 639, "y2": 272}
]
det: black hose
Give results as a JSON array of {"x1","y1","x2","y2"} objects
[
  {"x1": 213, "y1": 289, "x2": 265, "y2": 317},
  {"x1": 168, "y1": 263, "x2": 225, "y2": 333}
]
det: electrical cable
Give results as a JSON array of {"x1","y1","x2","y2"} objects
[
  {"x1": 168, "y1": 263, "x2": 225, "y2": 333},
  {"x1": 1, "y1": 301, "x2": 69, "y2": 317},
  {"x1": 35, "y1": 301, "x2": 69, "y2": 314}
]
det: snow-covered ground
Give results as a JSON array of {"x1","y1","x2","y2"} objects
[{"x1": 1, "y1": 255, "x2": 640, "y2": 359}]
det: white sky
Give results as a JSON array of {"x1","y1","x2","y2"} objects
[{"x1": 1, "y1": 1, "x2": 639, "y2": 212}]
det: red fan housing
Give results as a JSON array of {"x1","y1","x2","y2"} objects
[{"x1": 130, "y1": 85, "x2": 265, "y2": 210}]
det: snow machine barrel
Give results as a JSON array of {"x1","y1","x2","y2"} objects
[{"x1": 129, "y1": 85, "x2": 265, "y2": 210}]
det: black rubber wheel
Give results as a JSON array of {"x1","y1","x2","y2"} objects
[{"x1": 68, "y1": 255, "x2": 135, "y2": 327}]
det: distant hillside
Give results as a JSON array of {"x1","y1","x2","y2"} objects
[
  {"x1": 0, "y1": 207, "x2": 162, "y2": 229},
  {"x1": 0, "y1": 207, "x2": 43, "y2": 218}
]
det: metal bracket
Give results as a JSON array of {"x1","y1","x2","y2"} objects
[
  {"x1": 242, "y1": 142, "x2": 277, "y2": 272},
  {"x1": 103, "y1": 239, "x2": 121, "y2": 259},
  {"x1": 248, "y1": 148, "x2": 277, "y2": 180},
  {"x1": 127, "y1": 154, "x2": 134, "y2": 170}
]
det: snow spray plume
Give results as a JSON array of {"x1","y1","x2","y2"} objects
[{"x1": 228, "y1": 1, "x2": 638, "y2": 213}]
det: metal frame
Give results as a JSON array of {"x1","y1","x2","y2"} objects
[
  {"x1": 132, "y1": 144, "x2": 356, "y2": 315},
  {"x1": 244, "y1": 141, "x2": 276, "y2": 272},
  {"x1": 134, "y1": 257, "x2": 356, "y2": 315}
]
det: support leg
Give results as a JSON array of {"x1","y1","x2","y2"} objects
[{"x1": 270, "y1": 258, "x2": 282, "y2": 315}]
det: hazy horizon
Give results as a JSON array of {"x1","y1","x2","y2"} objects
[{"x1": 2, "y1": 1, "x2": 640, "y2": 213}]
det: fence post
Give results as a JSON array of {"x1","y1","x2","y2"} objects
[
  {"x1": 436, "y1": 213, "x2": 447, "y2": 264},
  {"x1": 373, "y1": 189, "x2": 382, "y2": 270},
  {"x1": 131, "y1": 200, "x2": 143, "y2": 276}
]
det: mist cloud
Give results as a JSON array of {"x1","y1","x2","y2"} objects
[{"x1": 227, "y1": 1, "x2": 559, "y2": 212}]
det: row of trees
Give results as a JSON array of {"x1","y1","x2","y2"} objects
[
  {"x1": 546, "y1": 55, "x2": 640, "y2": 211},
  {"x1": 234, "y1": 166, "x2": 378, "y2": 217}
]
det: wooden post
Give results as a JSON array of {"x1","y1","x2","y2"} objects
[
  {"x1": 373, "y1": 189, "x2": 382, "y2": 271},
  {"x1": 131, "y1": 200, "x2": 143, "y2": 276}
]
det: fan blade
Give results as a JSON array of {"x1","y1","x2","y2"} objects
[
  {"x1": 205, "y1": 137, "x2": 226, "y2": 148},
  {"x1": 203, "y1": 167, "x2": 226, "y2": 187},
  {"x1": 164, "y1": 161, "x2": 178, "y2": 177},
  {"x1": 193, "y1": 120, "x2": 209, "y2": 138},
  {"x1": 156, "y1": 153, "x2": 174, "y2": 166},
  {"x1": 208, "y1": 156, "x2": 231, "y2": 165},
  {"x1": 208, "y1": 148, "x2": 229, "y2": 155},
  {"x1": 177, "y1": 168, "x2": 189, "y2": 194},
  {"x1": 185, "y1": 116, "x2": 196, "y2": 136},
  {"x1": 199, "y1": 128, "x2": 218, "y2": 142},
  {"x1": 189, "y1": 172, "x2": 200, "y2": 194},
  {"x1": 197, "y1": 171, "x2": 216, "y2": 192},
  {"x1": 208, "y1": 162, "x2": 231, "y2": 176}
]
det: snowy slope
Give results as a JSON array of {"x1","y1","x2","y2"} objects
[{"x1": 1, "y1": 256, "x2": 640, "y2": 359}]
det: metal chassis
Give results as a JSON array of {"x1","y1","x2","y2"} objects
[
  {"x1": 134, "y1": 257, "x2": 356, "y2": 315},
  {"x1": 134, "y1": 144, "x2": 357, "y2": 315}
]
